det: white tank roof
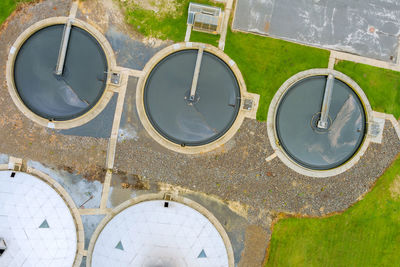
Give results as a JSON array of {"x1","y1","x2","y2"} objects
[
  {"x1": 92, "y1": 200, "x2": 229, "y2": 267},
  {"x1": 0, "y1": 171, "x2": 77, "y2": 266}
]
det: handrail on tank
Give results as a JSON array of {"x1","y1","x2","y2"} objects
[
  {"x1": 317, "y1": 73, "x2": 334, "y2": 129},
  {"x1": 55, "y1": 19, "x2": 73, "y2": 76}
]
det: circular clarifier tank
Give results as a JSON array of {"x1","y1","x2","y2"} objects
[
  {"x1": 142, "y1": 46, "x2": 241, "y2": 147},
  {"x1": 269, "y1": 69, "x2": 371, "y2": 174},
  {"x1": 7, "y1": 18, "x2": 113, "y2": 128},
  {"x1": 90, "y1": 200, "x2": 232, "y2": 267}
]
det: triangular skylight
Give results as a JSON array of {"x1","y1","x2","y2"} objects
[
  {"x1": 115, "y1": 241, "x2": 124, "y2": 251},
  {"x1": 39, "y1": 219, "x2": 49, "y2": 228},
  {"x1": 198, "y1": 249, "x2": 207, "y2": 258}
]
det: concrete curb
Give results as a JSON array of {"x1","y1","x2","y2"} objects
[
  {"x1": 266, "y1": 68, "x2": 373, "y2": 178},
  {"x1": 86, "y1": 193, "x2": 235, "y2": 267},
  {"x1": 6, "y1": 17, "x2": 117, "y2": 129},
  {"x1": 331, "y1": 50, "x2": 400, "y2": 72},
  {"x1": 135, "y1": 42, "x2": 259, "y2": 154},
  {"x1": 218, "y1": 0, "x2": 234, "y2": 50}
]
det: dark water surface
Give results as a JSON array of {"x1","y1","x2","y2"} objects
[
  {"x1": 276, "y1": 76, "x2": 366, "y2": 170},
  {"x1": 14, "y1": 24, "x2": 108, "y2": 120},
  {"x1": 144, "y1": 50, "x2": 241, "y2": 146}
]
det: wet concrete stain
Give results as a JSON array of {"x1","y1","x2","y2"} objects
[
  {"x1": 50, "y1": 93, "x2": 118, "y2": 138},
  {"x1": 27, "y1": 160, "x2": 104, "y2": 209},
  {"x1": 81, "y1": 215, "x2": 105, "y2": 250},
  {"x1": 118, "y1": 77, "x2": 141, "y2": 143},
  {"x1": 105, "y1": 26, "x2": 168, "y2": 70},
  {"x1": 0, "y1": 154, "x2": 9, "y2": 164}
]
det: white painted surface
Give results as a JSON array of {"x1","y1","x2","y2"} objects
[
  {"x1": 9, "y1": 46, "x2": 16, "y2": 55},
  {"x1": 92, "y1": 200, "x2": 229, "y2": 267},
  {"x1": 0, "y1": 171, "x2": 77, "y2": 267}
]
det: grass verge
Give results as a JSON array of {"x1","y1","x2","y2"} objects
[
  {"x1": 335, "y1": 60, "x2": 400, "y2": 119},
  {"x1": 0, "y1": 0, "x2": 31, "y2": 26},
  {"x1": 266, "y1": 155, "x2": 400, "y2": 266},
  {"x1": 190, "y1": 30, "x2": 219, "y2": 46},
  {"x1": 123, "y1": 0, "x2": 222, "y2": 42},
  {"x1": 224, "y1": 30, "x2": 329, "y2": 120}
]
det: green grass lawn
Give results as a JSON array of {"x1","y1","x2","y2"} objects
[
  {"x1": 0, "y1": 0, "x2": 33, "y2": 26},
  {"x1": 123, "y1": 0, "x2": 223, "y2": 42},
  {"x1": 335, "y1": 61, "x2": 400, "y2": 119},
  {"x1": 266, "y1": 155, "x2": 400, "y2": 267},
  {"x1": 190, "y1": 30, "x2": 219, "y2": 46},
  {"x1": 224, "y1": 31, "x2": 329, "y2": 120},
  {"x1": 0, "y1": 0, "x2": 20, "y2": 25}
]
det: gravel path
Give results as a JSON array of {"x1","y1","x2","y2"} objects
[{"x1": 115, "y1": 114, "x2": 400, "y2": 224}]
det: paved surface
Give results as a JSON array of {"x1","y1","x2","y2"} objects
[
  {"x1": 53, "y1": 94, "x2": 118, "y2": 138},
  {"x1": 105, "y1": 26, "x2": 168, "y2": 70},
  {"x1": 233, "y1": 0, "x2": 400, "y2": 62},
  {"x1": 81, "y1": 215, "x2": 105, "y2": 250}
]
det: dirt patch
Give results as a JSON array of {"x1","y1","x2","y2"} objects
[
  {"x1": 158, "y1": 182, "x2": 249, "y2": 218},
  {"x1": 58, "y1": 164, "x2": 107, "y2": 182},
  {"x1": 390, "y1": 175, "x2": 400, "y2": 199},
  {"x1": 238, "y1": 225, "x2": 269, "y2": 267},
  {"x1": 0, "y1": 0, "x2": 38, "y2": 34},
  {"x1": 113, "y1": 169, "x2": 150, "y2": 190},
  {"x1": 121, "y1": 0, "x2": 183, "y2": 18}
]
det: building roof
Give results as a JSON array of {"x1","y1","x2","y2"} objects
[
  {"x1": 0, "y1": 171, "x2": 77, "y2": 267},
  {"x1": 188, "y1": 2, "x2": 221, "y2": 26},
  {"x1": 194, "y1": 13, "x2": 220, "y2": 26},
  {"x1": 92, "y1": 200, "x2": 229, "y2": 267}
]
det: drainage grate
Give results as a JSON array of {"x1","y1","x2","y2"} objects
[
  {"x1": 110, "y1": 72, "x2": 121, "y2": 85},
  {"x1": 370, "y1": 121, "x2": 382, "y2": 137},
  {"x1": 163, "y1": 193, "x2": 173, "y2": 201},
  {"x1": 243, "y1": 98, "x2": 253, "y2": 111}
]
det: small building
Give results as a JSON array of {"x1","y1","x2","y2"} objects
[{"x1": 187, "y1": 2, "x2": 223, "y2": 34}]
